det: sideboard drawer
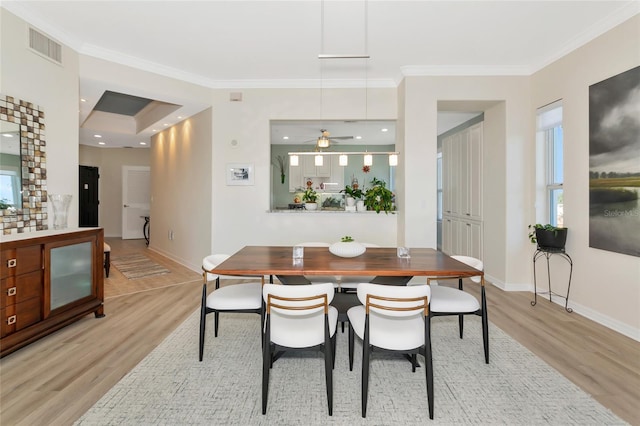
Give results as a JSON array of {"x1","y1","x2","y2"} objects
[
  {"x1": 1, "y1": 246, "x2": 42, "y2": 279},
  {"x1": 0, "y1": 270, "x2": 43, "y2": 309},
  {"x1": 0, "y1": 297, "x2": 42, "y2": 337}
]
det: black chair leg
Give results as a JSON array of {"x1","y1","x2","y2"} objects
[
  {"x1": 425, "y1": 316, "x2": 434, "y2": 419},
  {"x1": 458, "y1": 277, "x2": 465, "y2": 338},
  {"x1": 199, "y1": 284, "x2": 207, "y2": 362},
  {"x1": 481, "y1": 286, "x2": 489, "y2": 363},
  {"x1": 348, "y1": 325, "x2": 355, "y2": 371},
  {"x1": 262, "y1": 323, "x2": 271, "y2": 414},
  {"x1": 331, "y1": 334, "x2": 337, "y2": 370},
  {"x1": 324, "y1": 335, "x2": 334, "y2": 416},
  {"x1": 214, "y1": 311, "x2": 220, "y2": 337},
  {"x1": 104, "y1": 251, "x2": 110, "y2": 277},
  {"x1": 411, "y1": 353, "x2": 417, "y2": 372},
  {"x1": 361, "y1": 342, "x2": 370, "y2": 418}
]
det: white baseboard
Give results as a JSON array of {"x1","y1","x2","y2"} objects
[
  {"x1": 147, "y1": 245, "x2": 201, "y2": 275},
  {"x1": 488, "y1": 276, "x2": 640, "y2": 342},
  {"x1": 559, "y1": 298, "x2": 640, "y2": 342}
]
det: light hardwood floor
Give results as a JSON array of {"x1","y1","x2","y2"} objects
[{"x1": 1, "y1": 239, "x2": 638, "y2": 425}]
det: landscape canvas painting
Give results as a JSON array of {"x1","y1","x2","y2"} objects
[{"x1": 588, "y1": 66, "x2": 640, "y2": 257}]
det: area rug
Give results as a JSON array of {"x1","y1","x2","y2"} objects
[
  {"x1": 110, "y1": 254, "x2": 170, "y2": 280},
  {"x1": 75, "y1": 312, "x2": 625, "y2": 425}
]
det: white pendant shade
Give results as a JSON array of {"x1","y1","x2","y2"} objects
[
  {"x1": 339, "y1": 154, "x2": 348, "y2": 166},
  {"x1": 290, "y1": 155, "x2": 299, "y2": 166},
  {"x1": 388, "y1": 154, "x2": 398, "y2": 166},
  {"x1": 363, "y1": 153, "x2": 373, "y2": 166},
  {"x1": 314, "y1": 154, "x2": 323, "y2": 166}
]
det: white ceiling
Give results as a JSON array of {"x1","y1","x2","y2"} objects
[
  {"x1": 270, "y1": 120, "x2": 397, "y2": 146},
  {"x1": 3, "y1": 1, "x2": 638, "y2": 147}
]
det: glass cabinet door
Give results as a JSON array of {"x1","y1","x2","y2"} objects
[{"x1": 49, "y1": 241, "x2": 93, "y2": 311}]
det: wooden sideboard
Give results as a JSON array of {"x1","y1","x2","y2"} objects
[{"x1": 0, "y1": 228, "x2": 104, "y2": 357}]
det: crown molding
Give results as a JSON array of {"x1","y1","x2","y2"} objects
[
  {"x1": 5, "y1": 1, "x2": 638, "y2": 87},
  {"x1": 529, "y1": 1, "x2": 640, "y2": 74},
  {"x1": 400, "y1": 65, "x2": 532, "y2": 77}
]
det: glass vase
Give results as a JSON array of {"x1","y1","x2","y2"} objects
[{"x1": 48, "y1": 194, "x2": 72, "y2": 229}]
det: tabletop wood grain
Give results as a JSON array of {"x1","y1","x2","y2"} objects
[{"x1": 211, "y1": 246, "x2": 483, "y2": 278}]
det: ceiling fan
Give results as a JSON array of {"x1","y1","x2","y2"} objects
[{"x1": 305, "y1": 129, "x2": 353, "y2": 149}]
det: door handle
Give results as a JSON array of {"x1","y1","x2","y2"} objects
[{"x1": 124, "y1": 204, "x2": 130, "y2": 207}]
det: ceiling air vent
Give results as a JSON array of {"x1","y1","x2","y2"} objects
[{"x1": 28, "y1": 27, "x2": 62, "y2": 64}]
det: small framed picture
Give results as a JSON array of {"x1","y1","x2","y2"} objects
[{"x1": 226, "y1": 163, "x2": 254, "y2": 186}]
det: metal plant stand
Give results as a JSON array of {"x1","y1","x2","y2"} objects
[
  {"x1": 531, "y1": 248, "x2": 573, "y2": 313},
  {"x1": 143, "y1": 216, "x2": 150, "y2": 246}
]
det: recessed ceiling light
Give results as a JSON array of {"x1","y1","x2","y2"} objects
[
  {"x1": 381, "y1": 128, "x2": 388, "y2": 132},
  {"x1": 163, "y1": 123, "x2": 169, "y2": 126},
  {"x1": 177, "y1": 116, "x2": 183, "y2": 119},
  {"x1": 2, "y1": 133, "x2": 14, "y2": 138},
  {"x1": 139, "y1": 142, "x2": 147, "y2": 145},
  {"x1": 152, "y1": 129, "x2": 157, "y2": 132},
  {"x1": 94, "y1": 134, "x2": 102, "y2": 138},
  {"x1": 98, "y1": 141, "x2": 106, "y2": 145},
  {"x1": 283, "y1": 136, "x2": 289, "y2": 140},
  {"x1": 355, "y1": 136, "x2": 362, "y2": 140},
  {"x1": 80, "y1": 98, "x2": 86, "y2": 102}
]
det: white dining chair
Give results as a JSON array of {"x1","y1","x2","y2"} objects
[
  {"x1": 262, "y1": 283, "x2": 338, "y2": 416},
  {"x1": 428, "y1": 255, "x2": 489, "y2": 363},
  {"x1": 199, "y1": 254, "x2": 264, "y2": 362},
  {"x1": 347, "y1": 283, "x2": 433, "y2": 419}
]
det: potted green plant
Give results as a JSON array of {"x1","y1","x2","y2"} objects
[
  {"x1": 364, "y1": 177, "x2": 395, "y2": 214},
  {"x1": 340, "y1": 185, "x2": 364, "y2": 207},
  {"x1": 273, "y1": 155, "x2": 287, "y2": 184},
  {"x1": 528, "y1": 224, "x2": 568, "y2": 251},
  {"x1": 302, "y1": 187, "x2": 318, "y2": 210}
]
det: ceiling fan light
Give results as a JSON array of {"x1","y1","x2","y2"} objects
[
  {"x1": 388, "y1": 154, "x2": 398, "y2": 166},
  {"x1": 315, "y1": 154, "x2": 324, "y2": 166},
  {"x1": 317, "y1": 137, "x2": 330, "y2": 148},
  {"x1": 363, "y1": 153, "x2": 373, "y2": 166},
  {"x1": 290, "y1": 154, "x2": 299, "y2": 166},
  {"x1": 339, "y1": 154, "x2": 348, "y2": 166}
]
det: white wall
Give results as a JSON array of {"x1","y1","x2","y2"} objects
[
  {"x1": 209, "y1": 87, "x2": 398, "y2": 255},
  {"x1": 79, "y1": 145, "x2": 150, "y2": 237},
  {"x1": 150, "y1": 109, "x2": 213, "y2": 271},
  {"x1": 0, "y1": 9, "x2": 80, "y2": 228},
  {"x1": 530, "y1": 15, "x2": 640, "y2": 337},
  {"x1": 399, "y1": 75, "x2": 532, "y2": 289}
]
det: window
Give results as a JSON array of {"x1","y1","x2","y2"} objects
[
  {"x1": 0, "y1": 171, "x2": 20, "y2": 207},
  {"x1": 536, "y1": 101, "x2": 563, "y2": 226}
]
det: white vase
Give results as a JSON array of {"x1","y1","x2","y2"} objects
[
  {"x1": 356, "y1": 200, "x2": 365, "y2": 212},
  {"x1": 48, "y1": 194, "x2": 72, "y2": 229},
  {"x1": 329, "y1": 241, "x2": 367, "y2": 258},
  {"x1": 305, "y1": 202, "x2": 317, "y2": 211},
  {"x1": 346, "y1": 197, "x2": 356, "y2": 207}
]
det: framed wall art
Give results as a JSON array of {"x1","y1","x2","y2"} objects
[
  {"x1": 589, "y1": 65, "x2": 640, "y2": 257},
  {"x1": 226, "y1": 163, "x2": 254, "y2": 186}
]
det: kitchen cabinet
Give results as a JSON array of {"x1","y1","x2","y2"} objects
[
  {"x1": 442, "y1": 122, "x2": 483, "y2": 259},
  {"x1": 442, "y1": 217, "x2": 483, "y2": 260},
  {"x1": 289, "y1": 155, "x2": 343, "y2": 193},
  {"x1": 289, "y1": 161, "x2": 303, "y2": 192},
  {"x1": 302, "y1": 155, "x2": 331, "y2": 178},
  {"x1": 1, "y1": 228, "x2": 104, "y2": 357}
]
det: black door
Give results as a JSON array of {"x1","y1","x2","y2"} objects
[{"x1": 79, "y1": 165, "x2": 99, "y2": 227}]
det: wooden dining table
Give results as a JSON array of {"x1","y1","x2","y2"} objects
[{"x1": 211, "y1": 246, "x2": 483, "y2": 282}]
